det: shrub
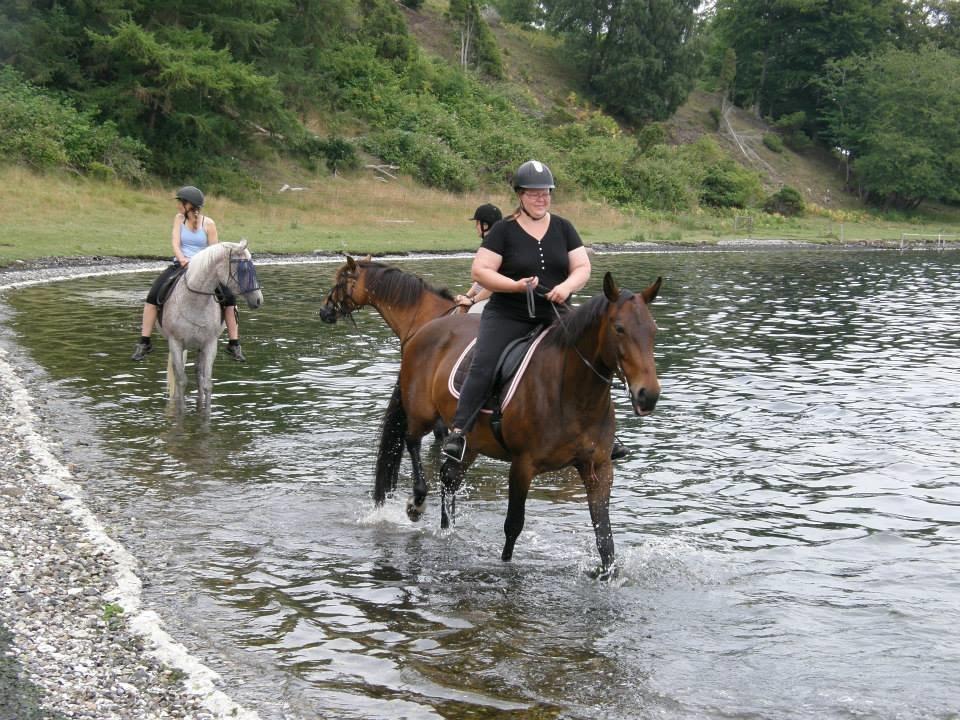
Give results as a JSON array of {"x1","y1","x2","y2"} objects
[
  {"x1": 763, "y1": 186, "x2": 805, "y2": 216},
  {"x1": 699, "y1": 161, "x2": 763, "y2": 208},
  {"x1": 0, "y1": 66, "x2": 147, "y2": 181},
  {"x1": 763, "y1": 133, "x2": 785, "y2": 153},
  {"x1": 708, "y1": 106, "x2": 722, "y2": 130}
]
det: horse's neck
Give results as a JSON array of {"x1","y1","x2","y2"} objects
[
  {"x1": 374, "y1": 294, "x2": 452, "y2": 342},
  {"x1": 185, "y1": 258, "x2": 224, "y2": 293},
  {"x1": 560, "y1": 323, "x2": 614, "y2": 387}
]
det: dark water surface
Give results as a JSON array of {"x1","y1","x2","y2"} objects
[{"x1": 5, "y1": 250, "x2": 960, "y2": 719}]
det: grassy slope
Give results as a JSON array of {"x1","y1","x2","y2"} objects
[{"x1": 1, "y1": 7, "x2": 959, "y2": 267}]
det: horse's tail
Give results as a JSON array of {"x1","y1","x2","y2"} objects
[{"x1": 374, "y1": 381, "x2": 407, "y2": 506}]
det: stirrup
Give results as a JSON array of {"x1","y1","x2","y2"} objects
[{"x1": 441, "y1": 431, "x2": 466, "y2": 463}]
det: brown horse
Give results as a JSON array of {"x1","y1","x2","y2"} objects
[
  {"x1": 375, "y1": 272, "x2": 662, "y2": 572},
  {"x1": 318, "y1": 255, "x2": 459, "y2": 343}
]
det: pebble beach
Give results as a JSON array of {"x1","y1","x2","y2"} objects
[{"x1": 0, "y1": 258, "x2": 259, "y2": 720}]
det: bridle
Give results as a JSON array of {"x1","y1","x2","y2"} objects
[
  {"x1": 526, "y1": 281, "x2": 628, "y2": 390},
  {"x1": 322, "y1": 270, "x2": 362, "y2": 325},
  {"x1": 184, "y1": 248, "x2": 262, "y2": 297}
]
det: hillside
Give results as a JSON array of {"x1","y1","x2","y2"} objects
[{"x1": 404, "y1": 1, "x2": 856, "y2": 212}]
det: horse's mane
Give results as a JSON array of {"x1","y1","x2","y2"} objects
[
  {"x1": 185, "y1": 242, "x2": 231, "y2": 280},
  {"x1": 358, "y1": 260, "x2": 455, "y2": 306},
  {"x1": 542, "y1": 294, "x2": 610, "y2": 349}
]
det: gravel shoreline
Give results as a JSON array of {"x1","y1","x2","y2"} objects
[
  {"x1": 0, "y1": 257, "x2": 264, "y2": 720},
  {"x1": 0, "y1": 241, "x2": 892, "y2": 719}
]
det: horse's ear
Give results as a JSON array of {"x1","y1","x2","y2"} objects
[
  {"x1": 238, "y1": 237, "x2": 248, "y2": 250},
  {"x1": 603, "y1": 272, "x2": 620, "y2": 302},
  {"x1": 642, "y1": 276, "x2": 663, "y2": 304},
  {"x1": 361, "y1": 254, "x2": 372, "y2": 263},
  {"x1": 346, "y1": 255, "x2": 357, "y2": 271}
]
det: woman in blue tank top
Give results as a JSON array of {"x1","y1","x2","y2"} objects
[{"x1": 130, "y1": 186, "x2": 246, "y2": 362}]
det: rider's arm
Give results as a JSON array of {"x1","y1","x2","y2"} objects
[
  {"x1": 171, "y1": 214, "x2": 188, "y2": 265},
  {"x1": 545, "y1": 246, "x2": 591, "y2": 304},
  {"x1": 471, "y1": 247, "x2": 535, "y2": 293}
]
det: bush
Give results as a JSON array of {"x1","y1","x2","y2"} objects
[
  {"x1": 0, "y1": 66, "x2": 147, "y2": 181},
  {"x1": 763, "y1": 133, "x2": 785, "y2": 153},
  {"x1": 699, "y1": 161, "x2": 763, "y2": 208},
  {"x1": 763, "y1": 186, "x2": 805, "y2": 216},
  {"x1": 362, "y1": 129, "x2": 477, "y2": 192}
]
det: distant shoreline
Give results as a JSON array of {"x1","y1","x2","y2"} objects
[{"x1": 0, "y1": 237, "x2": 913, "y2": 279}]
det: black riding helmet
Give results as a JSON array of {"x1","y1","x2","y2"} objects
[
  {"x1": 470, "y1": 203, "x2": 502, "y2": 230},
  {"x1": 512, "y1": 160, "x2": 555, "y2": 191},
  {"x1": 175, "y1": 185, "x2": 205, "y2": 208}
]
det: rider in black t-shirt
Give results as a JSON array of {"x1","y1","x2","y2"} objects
[{"x1": 441, "y1": 160, "x2": 591, "y2": 461}]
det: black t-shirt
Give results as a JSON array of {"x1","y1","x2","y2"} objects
[{"x1": 481, "y1": 214, "x2": 583, "y2": 320}]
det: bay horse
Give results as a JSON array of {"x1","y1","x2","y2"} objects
[
  {"x1": 160, "y1": 239, "x2": 263, "y2": 414},
  {"x1": 376, "y1": 272, "x2": 662, "y2": 572},
  {"x1": 319, "y1": 254, "x2": 460, "y2": 439},
  {"x1": 318, "y1": 255, "x2": 459, "y2": 342}
]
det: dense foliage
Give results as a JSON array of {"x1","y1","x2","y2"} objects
[{"x1": 0, "y1": 0, "x2": 958, "y2": 212}]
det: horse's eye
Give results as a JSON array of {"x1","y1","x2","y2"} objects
[{"x1": 614, "y1": 323, "x2": 626, "y2": 335}]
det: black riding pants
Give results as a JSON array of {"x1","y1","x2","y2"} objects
[{"x1": 452, "y1": 305, "x2": 545, "y2": 433}]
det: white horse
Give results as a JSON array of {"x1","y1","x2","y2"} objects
[{"x1": 159, "y1": 239, "x2": 263, "y2": 414}]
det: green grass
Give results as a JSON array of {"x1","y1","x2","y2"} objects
[{"x1": 1, "y1": 164, "x2": 958, "y2": 267}]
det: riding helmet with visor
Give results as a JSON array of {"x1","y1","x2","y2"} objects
[
  {"x1": 512, "y1": 160, "x2": 555, "y2": 192},
  {"x1": 175, "y1": 185, "x2": 205, "y2": 209}
]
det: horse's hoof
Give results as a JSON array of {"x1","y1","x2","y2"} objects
[
  {"x1": 588, "y1": 563, "x2": 619, "y2": 581},
  {"x1": 406, "y1": 497, "x2": 425, "y2": 522}
]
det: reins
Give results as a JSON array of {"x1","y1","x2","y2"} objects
[{"x1": 525, "y1": 281, "x2": 626, "y2": 389}]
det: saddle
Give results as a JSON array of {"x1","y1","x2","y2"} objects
[
  {"x1": 449, "y1": 326, "x2": 551, "y2": 451},
  {"x1": 155, "y1": 267, "x2": 186, "y2": 327}
]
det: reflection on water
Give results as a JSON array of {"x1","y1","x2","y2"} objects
[{"x1": 5, "y1": 250, "x2": 960, "y2": 719}]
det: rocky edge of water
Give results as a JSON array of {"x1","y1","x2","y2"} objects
[{"x1": 0, "y1": 260, "x2": 258, "y2": 720}]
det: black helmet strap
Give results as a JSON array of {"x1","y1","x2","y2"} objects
[{"x1": 518, "y1": 194, "x2": 547, "y2": 221}]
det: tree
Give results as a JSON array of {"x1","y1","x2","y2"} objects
[
  {"x1": 818, "y1": 45, "x2": 960, "y2": 209},
  {"x1": 712, "y1": 0, "x2": 903, "y2": 124},
  {"x1": 545, "y1": 0, "x2": 702, "y2": 123},
  {"x1": 448, "y1": 0, "x2": 503, "y2": 77}
]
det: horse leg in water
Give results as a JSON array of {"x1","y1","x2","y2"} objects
[
  {"x1": 404, "y1": 436, "x2": 429, "y2": 521},
  {"x1": 501, "y1": 457, "x2": 536, "y2": 562},
  {"x1": 167, "y1": 342, "x2": 188, "y2": 414},
  {"x1": 194, "y1": 341, "x2": 217, "y2": 414},
  {"x1": 575, "y1": 459, "x2": 616, "y2": 573},
  {"x1": 439, "y1": 453, "x2": 473, "y2": 530}
]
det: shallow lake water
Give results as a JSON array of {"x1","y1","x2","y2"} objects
[{"x1": 4, "y1": 249, "x2": 960, "y2": 719}]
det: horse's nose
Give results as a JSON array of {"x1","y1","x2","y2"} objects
[
  {"x1": 319, "y1": 305, "x2": 337, "y2": 324},
  {"x1": 632, "y1": 387, "x2": 660, "y2": 416}
]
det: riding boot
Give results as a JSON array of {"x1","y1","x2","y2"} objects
[
  {"x1": 441, "y1": 430, "x2": 466, "y2": 463},
  {"x1": 225, "y1": 342, "x2": 246, "y2": 362},
  {"x1": 611, "y1": 440, "x2": 629, "y2": 461},
  {"x1": 131, "y1": 340, "x2": 153, "y2": 361}
]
